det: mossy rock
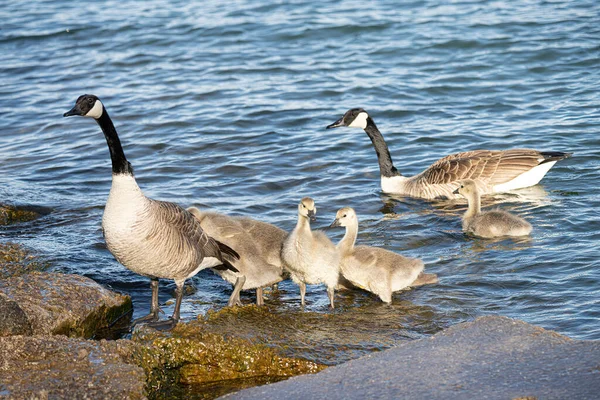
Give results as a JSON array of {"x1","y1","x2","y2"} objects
[
  {"x1": 0, "y1": 272, "x2": 132, "y2": 338},
  {"x1": 131, "y1": 320, "x2": 325, "y2": 396},
  {"x1": 0, "y1": 242, "x2": 50, "y2": 279},
  {"x1": 0, "y1": 204, "x2": 41, "y2": 225}
]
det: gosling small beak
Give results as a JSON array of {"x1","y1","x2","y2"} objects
[
  {"x1": 453, "y1": 188, "x2": 460, "y2": 195},
  {"x1": 326, "y1": 116, "x2": 344, "y2": 129},
  {"x1": 307, "y1": 209, "x2": 316, "y2": 222},
  {"x1": 329, "y1": 218, "x2": 341, "y2": 228},
  {"x1": 63, "y1": 105, "x2": 82, "y2": 117}
]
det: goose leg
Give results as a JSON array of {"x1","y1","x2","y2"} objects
[
  {"x1": 228, "y1": 275, "x2": 246, "y2": 307},
  {"x1": 256, "y1": 287, "x2": 264, "y2": 306},
  {"x1": 327, "y1": 286, "x2": 335, "y2": 309},
  {"x1": 146, "y1": 281, "x2": 183, "y2": 331},
  {"x1": 131, "y1": 277, "x2": 160, "y2": 326},
  {"x1": 299, "y1": 282, "x2": 306, "y2": 307}
]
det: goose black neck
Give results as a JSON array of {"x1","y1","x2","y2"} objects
[
  {"x1": 364, "y1": 117, "x2": 400, "y2": 177},
  {"x1": 95, "y1": 109, "x2": 133, "y2": 175}
]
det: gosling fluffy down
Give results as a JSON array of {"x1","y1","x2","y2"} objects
[
  {"x1": 187, "y1": 207, "x2": 286, "y2": 306},
  {"x1": 331, "y1": 207, "x2": 437, "y2": 304},
  {"x1": 454, "y1": 179, "x2": 533, "y2": 238},
  {"x1": 281, "y1": 197, "x2": 340, "y2": 308}
]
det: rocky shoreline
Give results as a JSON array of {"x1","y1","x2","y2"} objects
[{"x1": 2, "y1": 206, "x2": 599, "y2": 399}]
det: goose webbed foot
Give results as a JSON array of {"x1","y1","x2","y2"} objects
[
  {"x1": 131, "y1": 309, "x2": 161, "y2": 326},
  {"x1": 144, "y1": 317, "x2": 179, "y2": 331}
]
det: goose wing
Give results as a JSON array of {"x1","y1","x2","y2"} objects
[
  {"x1": 145, "y1": 200, "x2": 237, "y2": 269},
  {"x1": 413, "y1": 149, "x2": 546, "y2": 186}
]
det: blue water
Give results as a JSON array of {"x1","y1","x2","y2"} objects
[{"x1": 1, "y1": 0, "x2": 599, "y2": 364}]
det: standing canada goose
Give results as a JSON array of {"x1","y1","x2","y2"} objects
[
  {"x1": 453, "y1": 179, "x2": 533, "y2": 238},
  {"x1": 63, "y1": 94, "x2": 239, "y2": 329},
  {"x1": 186, "y1": 207, "x2": 286, "y2": 306},
  {"x1": 330, "y1": 207, "x2": 437, "y2": 304},
  {"x1": 281, "y1": 197, "x2": 340, "y2": 308},
  {"x1": 326, "y1": 108, "x2": 572, "y2": 199}
]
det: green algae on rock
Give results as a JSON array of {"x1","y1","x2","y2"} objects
[
  {"x1": 130, "y1": 320, "x2": 325, "y2": 396},
  {"x1": 0, "y1": 204, "x2": 41, "y2": 225},
  {"x1": 0, "y1": 242, "x2": 50, "y2": 279},
  {"x1": 0, "y1": 272, "x2": 132, "y2": 338},
  {"x1": 0, "y1": 335, "x2": 146, "y2": 399}
]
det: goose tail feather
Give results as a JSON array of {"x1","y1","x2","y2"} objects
[{"x1": 540, "y1": 151, "x2": 572, "y2": 164}]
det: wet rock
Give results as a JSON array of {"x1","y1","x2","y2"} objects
[
  {"x1": 0, "y1": 272, "x2": 132, "y2": 338},
  {"x1": 0, "y1": 335, "x2": 146, "y2": 399},
  {"x1": 223, "y1": 316, "x2": 600, "y2": 400},
  {"x1": 0, "y1": 242, "x2": 49, "y2": 279},
  {"x1": 130, "y1": 320, "x2": 325, "y2": 396},
  {"x1": 0, "y1": 293, "x2": 32, "y2": 336},
  {"x1": 0, "y1": 204, "x2": 40, "y2": 225}
]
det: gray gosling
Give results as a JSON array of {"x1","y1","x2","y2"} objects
[
  {"x1": 330, "y1": 207, "x2": 437, "y2": 304},
  {"x1": 63, "y1": 94, "x2": 239, "y2": 330},
  {"x1": 327, "y1": 108, "x2": 571, "y2": 199},
  {"x1": 453, "y1": 179, "x2": 533, "y2": 238},
  {"x1": 187, "y1": 207, "x2": 286, "y2": 306},
  {"x1": 281, "y1": 197, "x2": 340, "y2": 308}
]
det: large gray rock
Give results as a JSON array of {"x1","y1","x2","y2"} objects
[
  {"x1": 0, "y1": 272, "x2": 131, "y2": 338},
  {"x1": 222, "y1": 316, "x2": 600, "y2": 400},
  {"x1": 0, "y1": 335, "x2": 146, "y2": 399}
]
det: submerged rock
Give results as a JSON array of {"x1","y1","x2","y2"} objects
[
  {"x1": 0, "y1": 335, "x2": 146, "y2": 399},
  {"x1": 130, "y1": 320, "x2": 325, "y2": 396},
  {"x1": 0, "y1": 272, "x2": 132, "y2": 338},
  {"x1": 0, "y1": 204, "x2": 40, "y2": 225},
  {"x1": 0, "y1": 242, "x2": 49, "y2": 279},
  {"x1": 222, "y1": 316, "x2": 600, "y2": 400}
]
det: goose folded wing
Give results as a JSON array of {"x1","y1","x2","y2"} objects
[
  {"x1": 414, "y1": 149, "x2": 543, "y2": 186},
  {"x1": 146, "y1": 200, "x2": 236, "y2": 266}
]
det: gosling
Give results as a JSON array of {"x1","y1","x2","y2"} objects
[
  {"x1": 187, "y1": 207, "x2": 286, "y2": 306},
  {"x1": 330, "y1": 207, "x2": 437, "y2": 304},
  {"x1": 281, "y1": 197, "x2": 340, "y2": 308},
  {"x1": 453, "y1": 179, "x2": 533, "y2": 238}
]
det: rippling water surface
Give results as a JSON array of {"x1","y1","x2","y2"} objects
[{"x1": 1, "y1": 0, "x2": 599, "y2": 371}]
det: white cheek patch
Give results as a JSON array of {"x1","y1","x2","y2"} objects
[
  {"x1": 348, "y1": 112, "x2": 368, "y2": 129},
  {"x1": 85, "y1": 100, "x2": 104, "y2": 119}
]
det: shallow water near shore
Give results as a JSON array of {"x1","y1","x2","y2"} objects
[{"x1": 1, "y1": 0, "x2": 599, "y2": 396}]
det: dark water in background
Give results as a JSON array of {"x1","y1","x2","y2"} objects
[{"x1": 1, "y1": 0, "x2": 599, "y2": 364}]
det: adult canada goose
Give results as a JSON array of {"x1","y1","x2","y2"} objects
[
  {"x1": 186, "y1": 207, "x2": 286, "y2": 306},
  {"x1": 63, "y1": 94, "x2": 239, "y2": 329},
  {"x1": 326, "y1": 108, "x2": 572, "y2": 199},
  {"x1": 281, "y1": 197, "x2": 340, "y2": 308},
  {"x1": 330, "y1": 207, "x2": 437, "y2": 304},
  {"x1": 453, "y1": 179, "x2": 533, "y2": 238}
]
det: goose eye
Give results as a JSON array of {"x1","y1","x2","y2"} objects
[
  {"x1": 342, "y1": 214, "x2": 347, "y2": 218},
  {"x1": 88, "y1": 98, "x2": 94, "y2": 104}
]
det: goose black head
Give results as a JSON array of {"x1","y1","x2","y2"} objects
[
  {"x1": 64, "y1": 94, "x2": 104, "y2": 119},
  {"x1": 298, "y1": 197, "x2": 316, "y2": 222},
  {"x1": 326, "y1": 108, "x2": 370, "y2": 130}
]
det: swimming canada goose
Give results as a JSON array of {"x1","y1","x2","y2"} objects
[
  {"x1": 186, "y1": 207, "x2": 286, "y2": 306},
  {"x1": 330, "y1": 207, "x2": 437, "y2": 304},
  {"x1": 453, "y1": 180, "x2": 533, "y2": 238},
  {"x1": 281, "y1": 197, "x2": 340, "y2": 308},
  {"x1": 63, "y1": 94, "x2": 239, "y2": 329},
  {"x1": 326, "y1": 108, "x2": 572, "y2": 199}
]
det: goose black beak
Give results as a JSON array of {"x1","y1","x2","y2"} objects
[
  {"x1": 329, "y1": 218, "x2": 341, "y2": 228},
  {"x1": 453, "y1": 188, "x2": 460, "y2": 195},
  {"x1": 63, "y1": 105, "x2": 82, "y2": 117},
  {"x1": 326, "y1": 117, "x2": 344, "y2": 129},
  {"x1": 307, "y1": 209, "x2": 316, "y2": 222}
]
